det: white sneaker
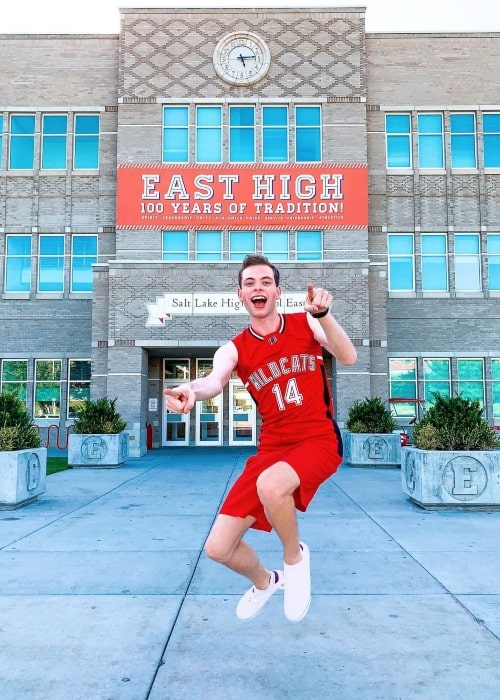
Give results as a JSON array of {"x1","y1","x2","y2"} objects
[
  {"x1": 236, "y1": 570, "x2": 284, "y2": 621},
  {"x1": 284, "y1": 542, "x2": 311, "y2": 622}
]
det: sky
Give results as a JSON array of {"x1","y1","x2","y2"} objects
[{"x1": 1, "y1": 0, "x2": 500, "y2": 34}]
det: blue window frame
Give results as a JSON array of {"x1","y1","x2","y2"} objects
[
  {"x1": 421, "y1": 234, "x2": 448, "y2": 291},
  {"x1": 450, "y1": 113, "x2": 476, "y2": 168},
  {"x1": 74, "y1": 114, "x2": 99, "y2": 169},
  {"x1": 418, "y1": 114, "x2": 444, "y2": 169},
  {"x1": 386, "y1": 114, "x2": 411, "y2": 168},
  {"x1": 229, "y1": 106, "x2": 255, "y2": 162},
  {"x1": 163, "y1": 106, "x2": 189, "y2": 163},
  {"x1": 388, "y1": 234, "x2": 414, "y2": 291},
  {"x1": 42, "y1": 114, "x2": 68, "y2": 169},
  {"x1": 454, "y1": 234, "x2": 481, "y2": 291},
  {"x1": 71, "y1": 235, "x2": 97, "y2": 292},
  {"x1": 229, "y1": 231, "x2": 256, "y2": 261},
  {"x1": 196, "y1": 106, "x2": 222, "y2": 163},
  {"x1": 38, "y1": 235, "x2": 65, "y2": 292},
  {"x1": 483, "y1": 113, "x2": 500, "y2": 168},
  {"x1": 195, "y1": 231, "x2": 222, "y2": 261},
  {"x1": 5, "y1": 235, "x2": 32, "y2": 292},
  {"x1": 487, "y1": 234, "x2": 500, "y2": 291},
  {"x1": 162, "y1": 231, "x2": 189, "y2": 260},
  {"x1": 263, "y1": 106, "x2": 288, "y2": 162},
  {"x1": 262, "y1": 231, "x2": 289, "y2": 261},
  {"x1": 295, "y1": 106, "x2": 321, "y2": 162},
  {"x1": 296, "y1": 230, "x2": 322, "y2": 260},
  {"x1": 9, "y1": 114, "x2": 35, "y2": 169}
]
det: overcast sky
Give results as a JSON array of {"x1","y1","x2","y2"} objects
[{"x1": 1, "y1": 0, "x2": 500, "y2": 34}]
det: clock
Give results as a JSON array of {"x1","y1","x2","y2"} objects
[{"x1": 213, "y1": 32, "x2": 271, "y2": 86}]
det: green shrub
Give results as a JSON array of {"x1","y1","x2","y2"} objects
[
  {"x1": 0, "y1": 391, "x2": 41, "y2": 451},
  {"x1": 346, "y1": 396, "x2": 398, "y2": 434},
  {"x1": 412, "y1": 393, "x2": 500, "y2": 451},
  {"x1": 72, "y1": 397, "x2": 127, "y2": 435}
]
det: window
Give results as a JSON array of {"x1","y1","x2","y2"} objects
[
  {"x1": 454, "y1": 234, "x2": 481, "y2": 291},
  {"x1": 1, "y1": 360, "x2": 28, "y2": 404},
  {"x1": 421, "y1": 234, "x2": 448, "y2": 291},
  {"x1": 488, "y1": 234, "x2": 500, "y2": 291},
  {"x1": 388, "y1": 234, "x2": 414, "y2": 291},
  {"x1": 450, "y1": 113, "x2": 476, "y2": 168},
  {"x1": 418, "y1": 114, "x2": 444, "y2": 168},
  {"x1": 262, "y1": 231, "x2": 289, "y2": 261},
  {"x1": 71, "y1": 235, "x2": 97, "y2": 292},
  {"x1": 296, "y1": 230, "x2": 322, "y2": 260},
  {"x1": 42, "y1": 114, "x2": 68, "y2": 169},
  {"x1": 73, "y1": 114, "x2": 99, "y2": 169},
  {"x1": 196, "y1": 106, "x2": 221, "y2": 163},
  {"x1": 229, "y1": 106, "x2": 255, "y2": 162},
  {"x1": 422, "y1": 358, "x2": 450, "y2": 409},
  {"x1": 262, "y1": 106, "x2": 288, "y2": 162},
  {"x1": 492, "y1": 359, "x2": 500, "y2": 422},
  {"x1": 483, "y1": 113, "x2": 500, "y2": 168},
  {"x1": 163, "y1": 106, "x2": 188, "y2": 163},
  {"x1": 229, "y1": 231, "x2": 256, "y2": 261},
  {"x1": 5, "y1": 235, "x2": 31, "y2": 292},
  {"x1": 9, "y1": 114, "x2": 35, "y2": 169},
  {"x1": 38, "y1": 235, "x2": 65, "y2": 292},
  {"x1": 386, "y1": 113, "x2": 411, "y2": 168},
  {"x1": 295, "y1": 106, "x2": 321, "y2": 162},
  {"x1": 34, "y1": 359, "x2": 61, "y2": 418},
  {"x1": 67, "y1": 359, "x2": 91, "y2": 419},
  {"x1": 195, "y1": 231, "x2": 222, "y2": 260},
  {"x1": 0, "y1": 115, "x2": 3, "y2": 168},
  {"x1": 389, "y1": 358, "x2": 417, "y2": 418},
  {"x1": 457, "y1": 359, "x2": 484, "y2": 406},
  {"x1": 162, "y1": 231, "x2": 189, "y2": 260}
]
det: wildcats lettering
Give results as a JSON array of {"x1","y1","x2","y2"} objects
[{"x1": 248, "y1": 354, "x2": 317, "y2": 391}]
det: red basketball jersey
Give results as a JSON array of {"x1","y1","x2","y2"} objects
[{"x1": 232, "y1": 312, "x2": 337, "y2": 450}]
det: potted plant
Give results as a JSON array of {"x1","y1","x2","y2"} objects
[
  {"x1": 401, "y1": 392, "x2": 500, "y2": 508},
  {"x1": 0, "y1": 391, "x2": 47, "y2": 509},
  {"x1": 68, "y1": 397, "x2": 129, "y2": 468},
  {"x1": 343, "y1": 396, "x2": 401, "y2": 467}
]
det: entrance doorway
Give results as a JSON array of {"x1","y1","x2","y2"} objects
[
  {"x1": 195, "y1": 359, "x2": 223, "y2": 446},
  {"x1": 229, "y1": 378, "x2": 256, "y2": 445},
  {"x1": 163, "y1": 359, "x2": 190, "y2": 446}
]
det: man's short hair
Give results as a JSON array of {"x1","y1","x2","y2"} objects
[{"x1": 238, "y1": 254, "x2": 280, "y2": 287}]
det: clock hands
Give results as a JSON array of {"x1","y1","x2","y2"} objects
[{"x1": 236, "y1": 53, "x2": 256, "y2": 67}]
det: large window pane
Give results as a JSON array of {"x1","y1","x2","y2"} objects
[
  {"x1": 421, "y1": 234, "x2": 448, "y2": 291},
  {"x1": 196, "y1": 231, "x2": 222, "y2": 261},
  {"x1": 0, "y1": 115, "x2": 3, "y2": 168},
  {"x1": 229, "y1": 106, "x2": 255, "y2": 162},
  {"x1": 34, "y1": 359, "x2": 61, "y2": 419},
  {"x1": 450, "y1": 113, "x2": 476, "y2": 168},
  {"x1": 42, "y1": 114, "x2": 68, "y2": 169},
  {"x1": 10, "y1": 114, "x2": 35, "y2": 169},
  {"x1": 74, "y1": 114, "x2": 99, "y2": 169},
  {"x1": 263, "y1": 106, "x2": 288, "y2": 162},
  {"x1": 71, "y1": 235, "x2": 97, "y2": 292},
  {"x1": 389, "y1": 358, "x2": 417, "y2": 418},
  {"x1": 487, "y1": 234, "x2": 500, "y2": 291},
  {"x1": 454, "y1": 234, "x2": 481, "y2": 291},
  {"x1": 196, "y1": 106, "x2": 222, "y2": 163},
  {"x1": 5, "y1": 235, "x2": 31, "y2": 292},
  {"x1": 418, "y1": 114, "x2": 444, "y2": 168},
  {"x1": 296, "y1": 230, "x2": 322, "y2": 260},
  {"x1": 492, "y1": 359, "x2": 500, "y2": 421},
  {"x1": 296, "y1": 106, "x2": 321, "y2": 162},
  {"x1": 1, "y1": 359, "x2": 28, "y2": 404},
  {"x1": 68, "y1": 359, "x2": 91, "y2": 419},
  {"x1": 229, "y1": 231, "x2": 256, "y2": 261},
  {"x1": 388, "y1": 234, "x2": 414, "y2": 291},
  {"x1": 262, "y1": 231, "x2": 289, "y2": 261},
  {"x1": 38, "y1": 235, "x2": 65, "y2": 292},
  {"x1": 163, "y1": 107, "x2": 189, "y2": 162},
  {"x1": 457, "y1": 359, "x2": 484, "y2": 406},
  {"x1": 386, "y1": 114, "x2": 411, "y2": 168},
  {"x1": 422, "y1": 358, "x2": 450, "y2": 408},
  {"x1": 483, "y1": 113, "x2": 500, "y2": 168},
  {"x1": 162, "y1": 230, "x2": 189, "y2": 260}
]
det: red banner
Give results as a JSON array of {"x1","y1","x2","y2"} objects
[{"x1": 117, "y1": 163, "x2": 368, "y2": 229}]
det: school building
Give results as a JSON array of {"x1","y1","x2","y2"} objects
[{"x1": 1, "y1": 6, "x2": 499, "y2": 454}]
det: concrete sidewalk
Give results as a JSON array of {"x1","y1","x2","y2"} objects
[{"x1": 1, "y1": 447, "x2": 500, "y2": 700}]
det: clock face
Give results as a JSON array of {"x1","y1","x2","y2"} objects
[{"x1": 213, "y1": 32, "x2": 271, "y2": 86}]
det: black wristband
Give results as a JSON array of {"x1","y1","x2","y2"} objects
[{"x1": 310, "y1": 308, "x2": 329, "y2": 319}]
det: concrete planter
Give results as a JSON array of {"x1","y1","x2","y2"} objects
[
  {"x1": 68, "y1": 432, "x2": 129, "y2": 468},
  {"x1": 401, "y1": 446, "x2": 500, "y2": 509},
  {"x1": 0, "y1": 447, "x2": 47, "y2": 509},
  {"x1": 343, "y1": 431, "x2": 401, "y2": 468}
]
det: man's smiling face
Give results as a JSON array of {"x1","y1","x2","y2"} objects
[{"x1": 237, "y1": 264, "x2": 281, "y2": 318}]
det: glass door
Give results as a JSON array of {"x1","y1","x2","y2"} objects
[
  {"x1": 229, "y1": 378, "x2": 256, "y2": 446},
  {"x1": 195, "y1": 359, "x2": 222, "y2": 446},
  {"x1": 163, "y1": 359, "x2": 190, "y2": 446}
]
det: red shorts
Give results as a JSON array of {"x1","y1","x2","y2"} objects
[{"x1": 219, "y1": 438, "x2": 342, "y2": 532}]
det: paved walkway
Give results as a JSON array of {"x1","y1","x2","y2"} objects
[{"x1": 1, "y1": 447, "x2": 500, "y2": 700}]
